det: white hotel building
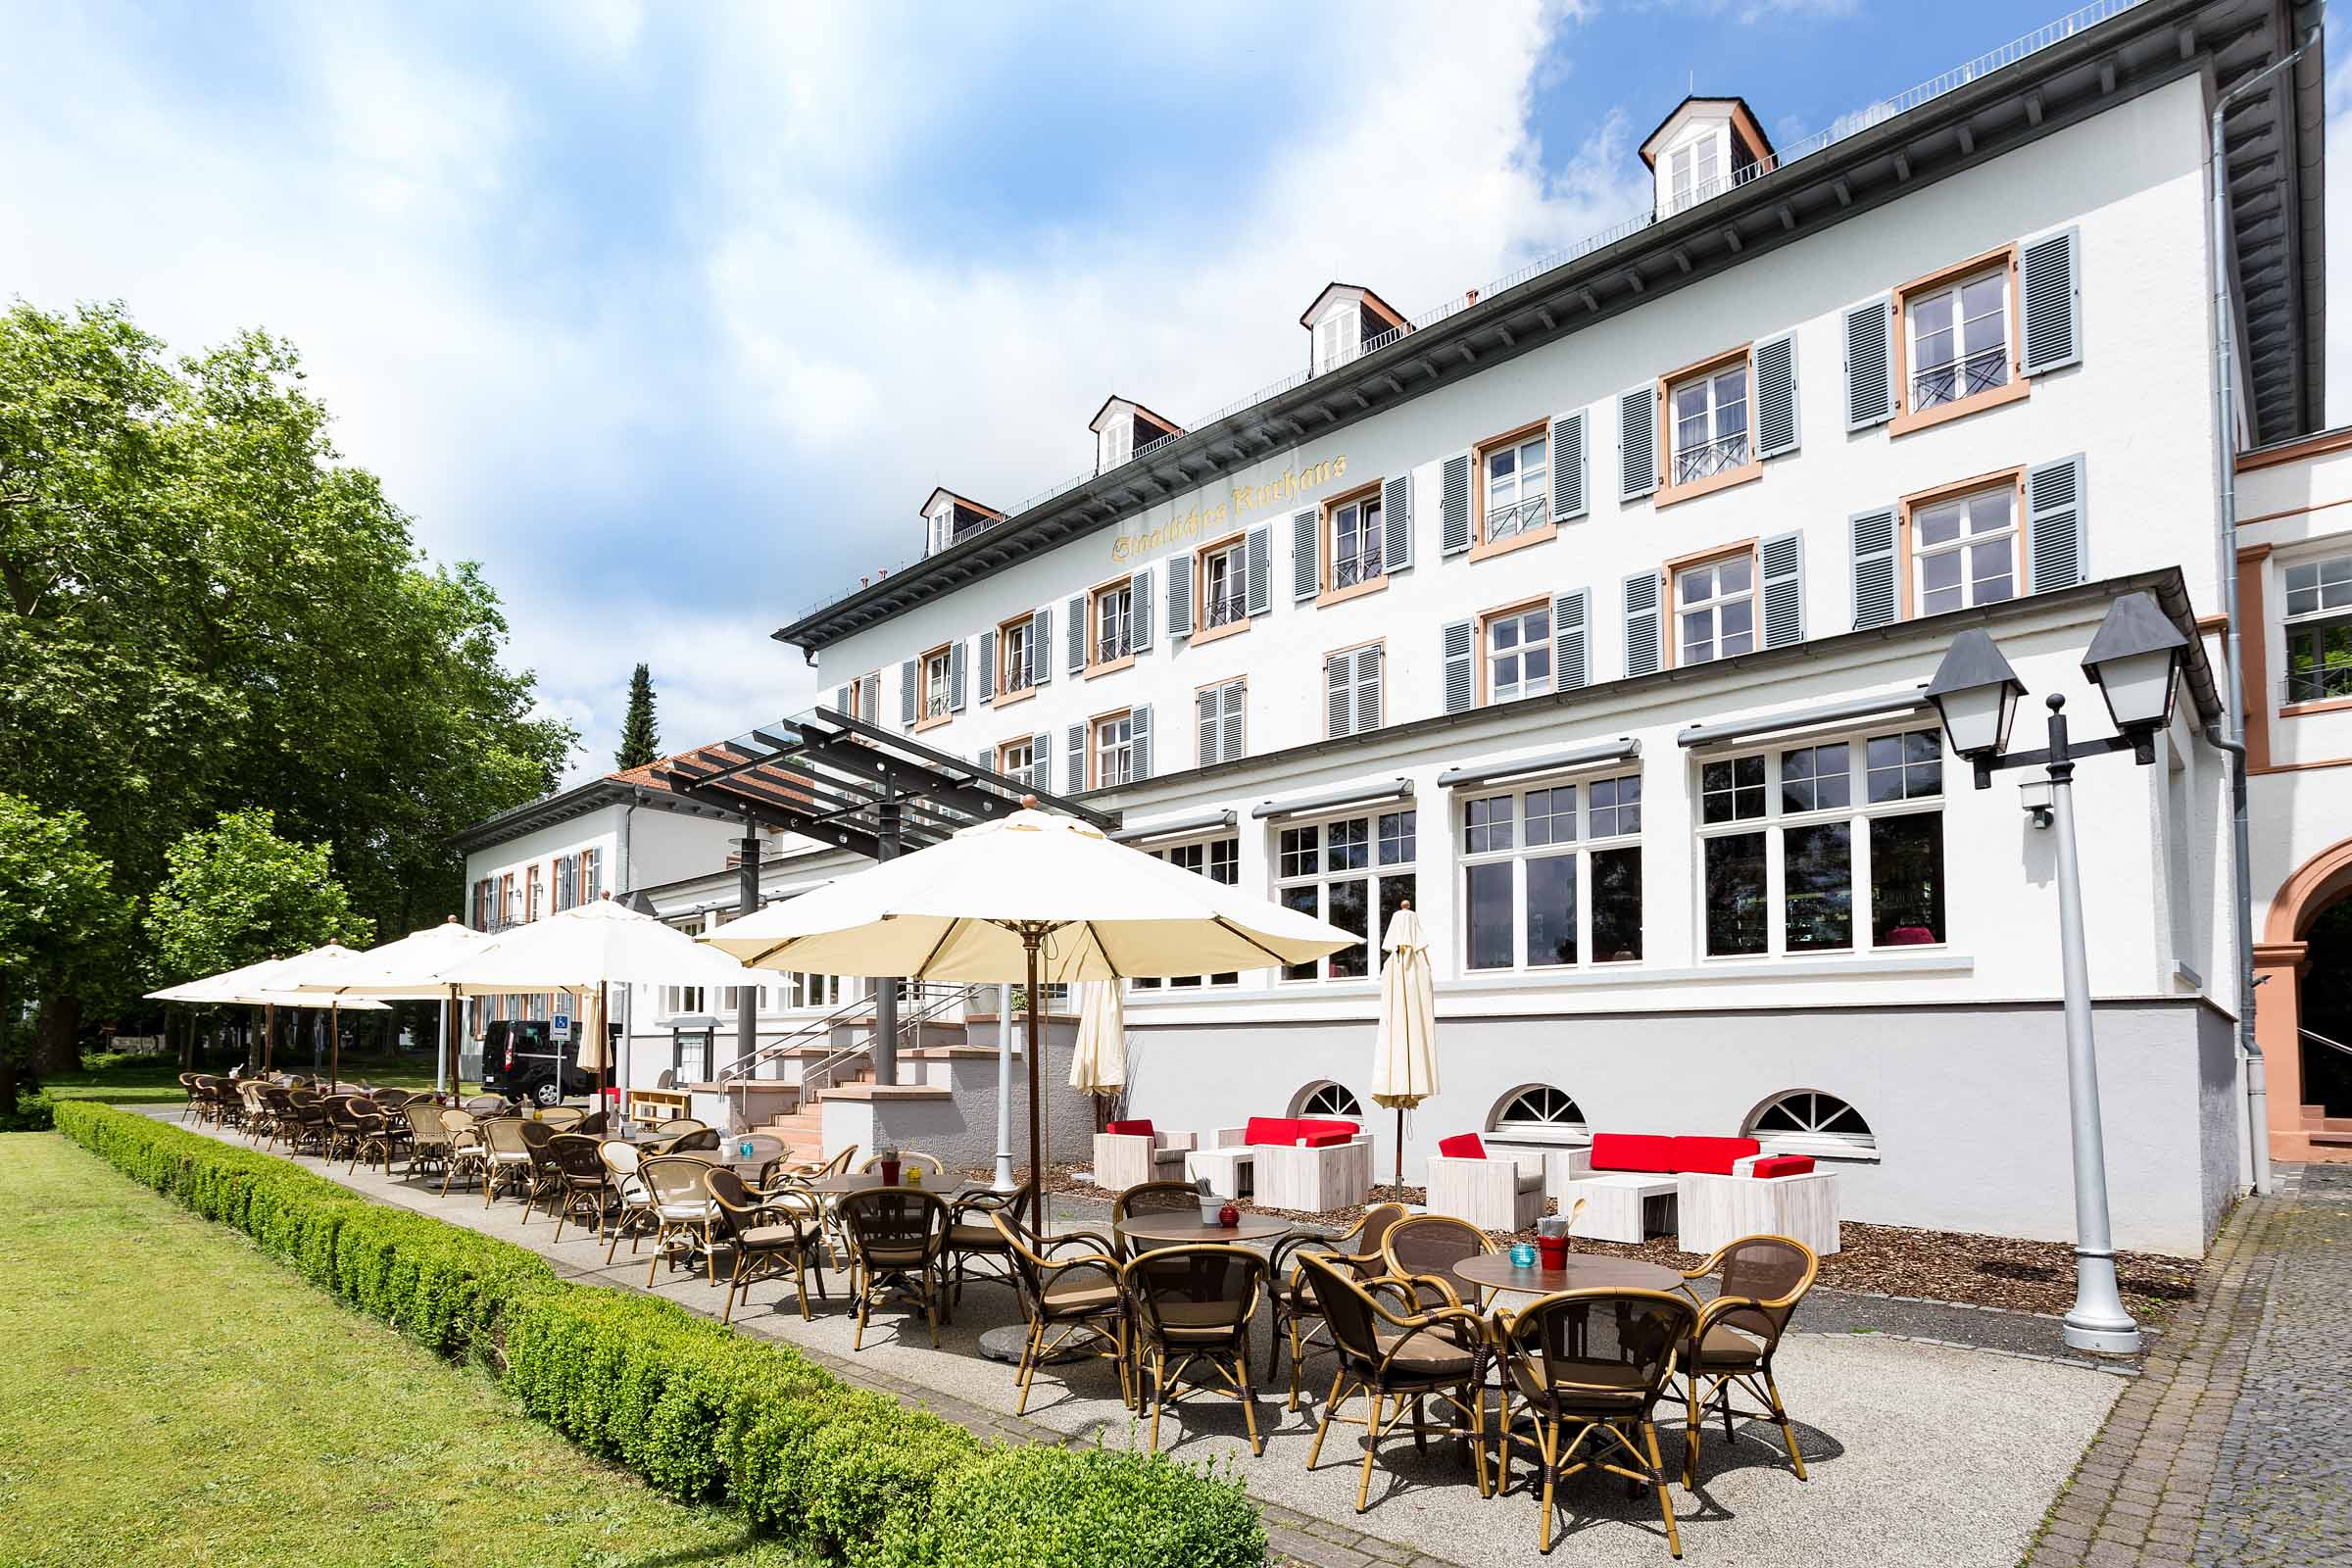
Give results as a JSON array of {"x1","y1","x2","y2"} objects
[{"x1": 462, "y1": 0, "x2": 2352, "y2": 1257}]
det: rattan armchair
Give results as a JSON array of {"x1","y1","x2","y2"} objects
[
  {"x1": 356, "y1": 1101, "x2": 410, "y2": 1176},
  {"x1": 652, "y1": 1117, "x2": 707, "y2": 1138},
  {"x1": 1269, "y1": 1200, "x2": 1408, "y2": 1409},
  {"x1": 789, "y1": 1144, "x2": 857, "y2": 1182},
  {"x1": 641, "y1": 1154, "x2": 723, "y2": 1286},
  {"x1": 837, "y1": 1188, "x2": 950, "y2": 1350},
  {"x1": 991, "y1": 1207, "x2": 1129, "y2": 1414},
  {"x1": 402, "y1": 1103, "x2": 455, "y2": 1185},
  {"x1": 1108, "y1": 1180, "x2": 1201, "y2": 1259},
  {"x1": 516, "y1": 1121, "x2": 564, "y2": 1223},
  {"x1": 1125, "y1": 1243, "x2": 1269, "y2": 1455},
  {"x1": 479, "y1": 1117, "x2": 534, "y2": 1207},
  {"x1": 856, "y1": 1150, "x2": 947, "y2": 1178},
  {"x1": 322, "y1": 1097, "x2": 370, "y2": 1165},
  {"x1": 1296, "y1": 1253, "x2": 1493, "y2": 1512},
  {"x1": 945, "y1": 1182, "x2": 1034, "y2": 1307},
  {"x1": 1380, "y1": 1213, "x2": 1496, "y2": 1311},
  {"x1": 1495, "y1": 1288, "x2": 1697, "y2": 1558},
  {"x1": 1672, "y1": 1234, "x2": 1819, "y2": 1489},
  {"x1": 703, "y1": 1167, "x2": 825, "y2": 1324},
  {"x1": 545, "y1": 1133, "x2": 613, "y2": 1243},
  {"x1": 600, "y1": 1140, "x2": 655, "y2": 1261},
  {"x1": 277, "y1": 1091, "x2": 329, "y2": 1157}
]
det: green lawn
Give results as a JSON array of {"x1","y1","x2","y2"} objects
[{"x1": 0, "y1": 1132, "x2": 808, "y2": 1567}]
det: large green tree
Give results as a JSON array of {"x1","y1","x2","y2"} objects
[
  {"x1": 0, "y1": 300, "x2": 571, "y2": 1066},
  {"x1": 616, "y1": 662, "x2": 660, "y2": 769},
  {"x1": 145, "y1": 808, "x2": 373, "y2": 980},
  {"x1": 0, "y1": 793, "x2": 131, "y2": 1107}
]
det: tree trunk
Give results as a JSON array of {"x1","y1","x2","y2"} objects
[
  {"x1": 0, "y1": 965, "x2": 17, "y2": 1111},
  {"x1": 32, "y1": 987, "x2": 82, "y2": 1075}
]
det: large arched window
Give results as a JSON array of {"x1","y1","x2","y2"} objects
[
  {"x1": 1745, "y1": 1090, "x2": 1877, "y2": 1155},
  {"x1": 1294, "y1": 1081, "x2": 1363, "y2": 1119},
  {"x1": 1489, "y1": 1084, "x2": 1589, "y2": 1143}
]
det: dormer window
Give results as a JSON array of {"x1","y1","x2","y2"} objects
[
  {"x1": 1091, "y1": 397, "x2": 1184, "y2": 476},
  {"x1": 1669, "y1": 135, "x2": 1719, "y2": 211},
  {"x1": 1639, "y1": 96, "x2": 1774, "y2": 219},
  {"x1": 920, "y1": 489, "x2": 1004, "y2": 557},
  {"x1": 1299, "y1": 283, "x2": 1408, "y2": 376}
]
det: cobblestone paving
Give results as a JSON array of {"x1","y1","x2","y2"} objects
[{"x1": 2022, "y1": 1165, "x2": 2352, "y2": 1568}]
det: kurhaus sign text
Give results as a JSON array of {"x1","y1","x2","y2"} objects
[{"x1": 1107, "y1": 454, "x2": 1348, "y2": 564}]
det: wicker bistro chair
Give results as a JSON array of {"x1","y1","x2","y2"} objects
[
  {"x1": 1269, "y1": 1201, "x2": 1409, "y2": 1409},
  {"x1": 702, "y1": 1167, "x2": 825, "y2": 1324},
  {"x1": 666, "y1": 1127, "x2": 721, "y2": 1154},
  {"x1": 516, "y1": 1121, "x2": 565, "y2": 1223},
  {"x1": 1109, "y1": 1180, "x2": 1205, "y2": 1259},
  {"x1": 1381, "y1": 1214, "x2": 1497, "y2": 1311},
  {"x1": 462, "y1": 1094, "x2": 507, "y2": 1116},
  {"x1": 789, "y1": 1144, "x2": 857, "y2": 1182},
  {"x1": 945, "y1": 1183, "x2": 1035, "y2": 1307},
  {"x1": 322, "y1": 1097, "x2": 370, "y2": 1165},
  {"x1": 856, "y1": 1150, "x2": 947, "y2": 1178},
  {"x1": 1672, "y1": 1235, "x2": 1819, "y2": 1489},
  {"x1": 545, "y1": 1134, "x2": 614, "y2": 1243},
  {"x1": 639, "y1": 1154, "x2": 723, "y2": 1286},
  {"x1": 837, "y1": 1188, "x2": 951, "y2": 1350},
  {"x1": 278, "y1": 1091, "x2": 329, "y2": 1157},
  {"x1": 176, "y1": 1072, "x2": 200, "y2": 1121},
  {"x1": 601, "y1": 1141, "x2": 656, "y2": 1261},
  {"x1": 194, "y1": 1075, "x2": 236, "y2": 1128},
  {"x1": 356, "y1": 1102, "x2": 410, "y2": 1176},
  {"x1": 402, "y1": 1103, "x2": 456, "y2": 1185},
  {"x1": 440, "y1": 1110, "x2": 486, "y2": 1194},
  {"x1": 536, "y1": 1105, "x2": 585, "y2": 1129},
  {"x1": 991, "y1": 1208, "x2": 1130, "y2": 1414},
  {"x1": 1296, "y1": 1253, "x2": 1494, "y2": 1512},
  {"x1": 479, "y1": 1118, "x2": 535, "y2": 1208},
  {"x1": 653, "y1": 1118, "x2": 707, "y2": 1139},
  {"x1": 1125, "y1": 1244, "x2": 1271, "y2": 1456},
  {"x1": 1495, "y1": 1289, "x2": 1699, "y2": 1559}
]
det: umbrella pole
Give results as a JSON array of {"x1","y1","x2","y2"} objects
[
  {"x1": 597, "y1": 980, "x2": 609, "y2": 1114},
  {"x1": 264, "y1": 1003, "x2": 274, "y2": 1075},
  {"x1": 1395, "y1": 1105, "x2": 1404, "y2": 1200},
  {"x1": 1024, "y1": 930, "x2": 1045, "y2": 1229},
  {"x1": 330, "y1": 1002, "x2": 341, "y2": 1093}
]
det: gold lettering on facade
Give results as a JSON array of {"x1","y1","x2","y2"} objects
[{"x1": 1107, "y1": 454, "x2": 1348, "y2": 563}]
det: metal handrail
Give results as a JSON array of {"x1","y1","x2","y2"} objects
[
  {"x1": 1483, "y1": 496, "x2": 1547, "y2": 543},
  {"x1": 714, "y1": 991, "x2": 876, "y2": 1084},
  {"x1": 1672, "y1": 433, "x2": 1752, "y2": 486},
  {"x1": 2281, "y1": 669, "x2": 2352, "y2": 705},
  {"x1": 1912, "y1": 344, "x2": 2010, "y2": 411},
  {"x1": 2303, "y1": 1028, "x2": 2352, "y2": 1061},
  {"x1": 799, "y1": 986, "x2": 973, "y2": 1101}
]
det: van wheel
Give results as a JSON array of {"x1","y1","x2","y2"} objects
[{"x1": 533, "y1": 1080, "x2": 563, "y2": 1108}]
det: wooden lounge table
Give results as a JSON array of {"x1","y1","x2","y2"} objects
[
  {"x1": 1114, "y1": 1213, "x2": 1293, "y2": 1247},
  {"x1": 1451, "y1": 1251, "x2": 1686, "y2": 1301}
]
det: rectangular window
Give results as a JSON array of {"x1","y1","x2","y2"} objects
[
  {"x1": 849, "y1": 671, "x2": 880, "y2": 722},
  {"x1": 1461, "y1": 772, "x2": 1643, "y2": 972},
  {"x1": 1481, "y1": 430, "x2": 1549, "y2": 544},
  {"x1": 1484, "y1": 603, "x2": 1552, "y2": 703},
  {"x1": 1329, "y1": 492, "x2": 1384, "y2": 587},
  {"x1": 997, "y1": 737, "x2": 1035, "y2": 785},
  {"x1": 920, "y1": 645, "x2": 952, "y2": 721},
  {"x1": 553, "y1": 855, "x2": 577, "y2": 912},
  {"x1": 2283, "y1": 554, "x2": 2352, "y2": 703},
  {"x1": 1275, "y1": 811, "x2": 1416, "y2": 982},
  {"x1": 1912, "y1": 483, "x2": 2017, "y2": 616},
  {"x1": 579, "y1": 847, "x2": 601, "y2": 903},
  {"x1": 1092, "y1": 579, "x2": 1134, "y2": 664},
  {"x1": 1326, "y1": 645, "x2": 1382, "y2": 739},
  {"x1": 1092, "y1": 711, "x2": 1133, "y2": 788},
  {"x1": 1675, "y1": 551, "x2": 1755, "y2": 665},
  {"x1": 1197, "y1": 677, "x2": 1246, "y2": 766},
  {"x1": 999, "y1": 617, "x2": 1034, "y2": 694},
  {"x1": 1669, "y1": 361, "x2": 1750, "y2": 485},
  {"x1": 499, "y1": 874, "x2": 516, "y2": 928},
  {"x1": 1200, "y1": 541, "x2": 1248, "y2": 628},
  {"x1": 1132, "y1": 837, "x2": 1241, "y2": 991},
  {"x1": 1908, "y1": 269, "x2": 2010, "y2": 412},
  {"x1": 1698, "y1": 727, "x2": 1945, "y2": 958},
  {"x1": 1669, "y1": 136, "x2": 1718, "y2": 211}
]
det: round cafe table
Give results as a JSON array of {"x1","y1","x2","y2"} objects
[
  {"x1": 1113, "y1": 1213, "x2": 1293, "y2": 1248},
  {"x1": 1451, "y1": 1251, "x2": 1686, "y2": 1302}
]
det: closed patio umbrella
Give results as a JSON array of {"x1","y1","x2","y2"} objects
[
  {"x1": 1068, "y1": 980, "x2": 1126, "y2": 1096},
  {"x1": 1369, "y1": 906, "x2": 1438, "y2": 1200}
]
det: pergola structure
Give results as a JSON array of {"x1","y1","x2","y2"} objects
[{"x1": 646, "y1": 705, "x2": 1118, "y2": 1081}]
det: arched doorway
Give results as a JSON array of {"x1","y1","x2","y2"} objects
[{"x1": 2258, "y1": 835, "x2": 2352, "y2": 1159}]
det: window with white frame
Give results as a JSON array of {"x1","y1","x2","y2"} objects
[
  {"x1": 777, "y1": 970, "x2": 845, "y2": 1010},
  {"x1": 1913, "y1": 483, "x2": 2018, "y2": 616},
  {"x1": 1275, "y1": 809, "x2": 1416, "y2": 982},
  {"x1": 1482, "y1": 430, "x2": 1548, "y2": 543},
  {"x1": 997, "y1": 737, "x2": 1035, "y2": 786},
  {"x1": 1093, "y1": 578, "x2": 1134, "y2": 663},
  {"x1": 1462, "y1": 773, "x2": 1643, "y2": 971},
  {"x1": 999, "y1": 617, "x2": 1033, "y2": 694},
  {"x1": 1697, "y1": 727, "x2": 1946, "y2": 958},
  {"x1": 553, "y1": 854, "x2": 578, "y2": 912},
  {"x1": 662, "y1": 917, "x2": 709, "y2": 1014},
  {"x1": 1669, "y1": 361, "x2": 1750, "y2": 484},
  {"x1": 1132, "y1": 836, "x2": 1241, "y2": 992},
  {"x1": 928, "y1": 502, "x2": 956, "y2": 555},
  {"x1": 849, "y1": 670, "x2": 881, "y2": 722},
  {"x1": 1330, "y1": 492, "x2": 1384, "y2": 587},
  {"x1": 1676, "y1": 553, "x2": 1754, "y2": 665},
  {"x1": 2283, "y1": 553, "x2": 2352, "y2": 703},
  {"x1": 1092, "y1": 712, "x2": 1133, "y2": 788},
  {"x1": 1326, "y1": 646, "x2": 1382, "y2": 740},
  {"x1": 1197, "y1": 676, "x2": 1245, "y2": 765},
  {"x1": 580, "y1": 847, "x2": 602, "y2": 903},
  {"x1": 1492, "y1": 1084, "x2": 1589, "y2": 1143},
  {"x1": 920, "y1": 646, "x2": 952, "y2": 720},
  {"x1": 1746, "y1": 1089, "x2": 1878, "y2": 1156},
  {"x1": 1201, "y1": 539, "x2": 1248, "y2": 628},
  {"x1": 1907, "y1": 269, "x2": 2009, "y2": 412},
  {"x1": 1485, "y1": 603, "x2": 1551, "y2": 703},
  {"x1": 1669, "y1": 135, "x2": 1719, "y2": 212}
]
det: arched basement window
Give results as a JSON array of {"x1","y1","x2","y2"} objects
[
  {"x1": 1490, "y1": 1084, "x2": 1589, "y2": 1143},
  {"x1": 1746, "y1": 1089, "x2": 1877, "y2": 1155}
]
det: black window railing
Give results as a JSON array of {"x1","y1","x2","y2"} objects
[
  {"x1": 1672, "y1": 432, "x2": 1751, "y2": 486},
  {"x1": 1331, "y1": 547, "x2": 1383, "y2": 588},
  {"x1": 1481, "y1": 496, "x2": 1545, "y2": 543},
  {"x1": 1911, "y1": 344, "x2": 2009, "y2": 412},
  {"x1": 1205, "y1": 591, "x2": 1248, "y2": 628}
]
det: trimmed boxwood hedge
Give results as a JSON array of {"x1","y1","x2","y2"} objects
[{"x1": 53, "y1": 1102, "x2": 1263, "y2": 1567}]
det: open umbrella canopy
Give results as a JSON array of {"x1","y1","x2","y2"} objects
[
  {"x1": 1068, "y1": 980, "x2": 1126, "y2": 1095},
  {"x1": 290, "y1": 916, "x2": 491, "y2": 999},
  {"x1": 148, "y1": 946, "x2": 384, "y2": 1007},
  {"x1": 435, "y1": 897, "x2": 758, "y2": 995},
  {"x1": 146, "y1": 955, "x2": 288, "y2": 1004},
  {"x1": 702, "y1": 808, "x2": 1353, "y2": 980}
]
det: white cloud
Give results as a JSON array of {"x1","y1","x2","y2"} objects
[{"x1": 2328, "y1": 52, "x2": 2352, "y2": 420}]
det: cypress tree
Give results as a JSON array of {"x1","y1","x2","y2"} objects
[{"x1": 615, "y1": 663, "x2": 661, "y2": 769}]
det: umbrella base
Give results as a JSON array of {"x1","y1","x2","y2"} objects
[{"x1": 976, "y1": 1323, "x2": 1092, "y2": 1366}]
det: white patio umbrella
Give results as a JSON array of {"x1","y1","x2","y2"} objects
[
  {"x1": 146, "y1": 947, "x2": 384, "y2": 1081},
  {"x1": 293, "y1": 916, "x2": 492, "y2": 1093},
  {"x1": 1369, "y1": 906, "x2": 1439, "y2": 1200},
  {"x1": 700, "y1": 807, "x2": 1353, "y2": 1190},
  {"x1": 1068, "y1": 981, "x2": 1126, "y2": 1096}
]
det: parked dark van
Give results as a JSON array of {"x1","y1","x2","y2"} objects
[{"x1": 479, "y1": 1019, "x2": 598, "y2": 1106}]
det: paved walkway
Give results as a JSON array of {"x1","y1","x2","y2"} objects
[{"x1": 2023, "y1": 1163, "x2": 2352, "y2": 1568}]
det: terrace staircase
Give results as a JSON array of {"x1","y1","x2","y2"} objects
[
  {"x1": 2296, "y1": 1031, "x2": 2352, "y2": 1155},
  {"x1": 712, "y1": 988, "x2": 973, "y2": 1167}
]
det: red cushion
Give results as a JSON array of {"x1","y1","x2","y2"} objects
[
  {"x1": 1438, "y1": 1133, "x2": 1487, "y2": 1160},
  {"x1": 1302, "y1": 1129, "x2": 1353, "y2": 1149},
  {"x1": 1751, "y1": 1154, "x2": 1816, "y2": 1179},
  {"x1": 1672, "y1": 1136, "x2": 1762, "y2": 1176},
  {"x1": 1105, "y1": 1119, "x2": 1153, "y2": 1137},
  {"x1": 1298, "y1": 1118, "x2": 1357, "y2": 1143},
  {"x1": 1245, "y1": 1116, "x2": 1298, "y2": 1147},
  {"x1": 1589, "y1": 1132, "x2": 1679, "y2": 1173}
]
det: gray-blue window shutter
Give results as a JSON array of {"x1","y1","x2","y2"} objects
[
  {"x1": 1553, "y1": 590, "x2": 1589, "y2": 690},
  {"x1": 1617, "y1": 388, "x2": 1655, "y2": 501},
  {"x1": 1849, "y1": 508, "x2": 1898, "y2": 628},
  {"x1": 1196, "y1": 685, "x2": 1219, "y2": 764},
  {"x1": 1065, "y1": 723, "x2": 1085, "y2": 792},
  {"x1": 1623, "y1": 571, "x2": 1661, "y2": 677},
  {"x1": 1030, "y1": 731, "x2": 1051, "y2": 792},
  {"x1": 948, "y1": 638, "x2": 967, "y2": 711},
  {"x1": 977, "y1": 747, "x2": 993, "y2": 771},
  {"x1": 1292, "y1": 509, "x2": 1319, "y2": 601},
  {"x1": 1130, "y1": 566, "x2": 1153, "y2": 652},
  {"x1": 1441, "y1": 452, "x2": 1472, "y2": 555},
  {"x1": 1325, "y1": 653, "x2": 1350, "y2": 739},
  {"x1": 2027, "y1": 454, "x2": 2087, "y2": 592},
  {"x1": 1166, "y1": 554, "x2": 1193, "y2": 639},
  {"x1": 1754, "y1": 332, "x2": 1799, "y2": 459},
  {"x1": 1220, "y1": 678, "x2": 1244, "y2": 760},
  {"x1": 900, "y1": 659, "x2": 918, "y2": 725},
  {"x1": 1355, "y1": 645, "x2": 1382, "y2": 734},
  {"x1": 834, "y1": 683, "x2": 851, "y2": 713},
  {"x1": 1030, "y1": 606, "x2": 1053, "y2": 685},
  {"x1": 1760, "y1": 530, "x2": 1805, "y2": 648},
  {"x1": 1246, "y1": 524, "x2": 1272, "y2": 616},
  {"x1": 1066, "y1": 595, "x2": 1086, "y2": 672},
  {"x1": 1131, "y1": 704, "x2": 1152, "y2": 780},
  {"x1": 1551, "y1": 411, "x2": 1588, "y2": 521},
  {"x1": 2018, "y1": 226, "x2": 2082, "y2": 375},
  {"x1": 978, "y1": 630, "x2": 996, "y2": 701},
  {"x1": 1383, "y1": 473, "x2": 1412, "y2": 572},
  {"x1": 1443, "y1": 619, "x2": 1474, "y2": 713},
  {"x1": 1843, "y1": 295, "x2": 1894, "y2": 429}
]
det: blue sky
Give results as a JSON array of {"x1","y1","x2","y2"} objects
[{"x1": 3, "y1": 1, "x2": 2343, "y2": 785}]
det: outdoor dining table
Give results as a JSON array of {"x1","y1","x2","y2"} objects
[
  {"x1": 799, "y1": 1173, "x2": 985, "y2": 1201},
  {"x1": 1113, "y1": 1213, "x2": 1294, "y2": 1247},
  {"x1": 1450, "y1": 1250, "x2": 1686, "y2": 1301}
]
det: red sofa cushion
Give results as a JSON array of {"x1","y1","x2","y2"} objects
[
  {"x1": 1438, "y1": 1133, "x2": 1488, "y2": 1159},
  {"x1": 1589, "y1": 1132, "x2": 1679, "y2": 1173},
  {"x1": 1751, "y1": 1154, "x2": 1816, "y2": 1179},
  {"x1": 1245, "y1": 1116, "x2": 1298, "y2": 1146},
  {"x1": 1673, "y1": 1136, "x2": 1762, "y2": 1176},
  {"x1": 1298, "y1": 1118, "x2": 1357, "y2": 1143},
  {"x1": 1302, "y1": 1129, "x2": 1354, "y2": 1149},
  {"x1": 1106, "y1": 1119, "x2": 1153, "y2": 1137}
]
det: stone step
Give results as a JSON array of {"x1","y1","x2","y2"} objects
[{"x1": 2297, "y1": 1105, "x2": 2352, "y2": 1134}]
